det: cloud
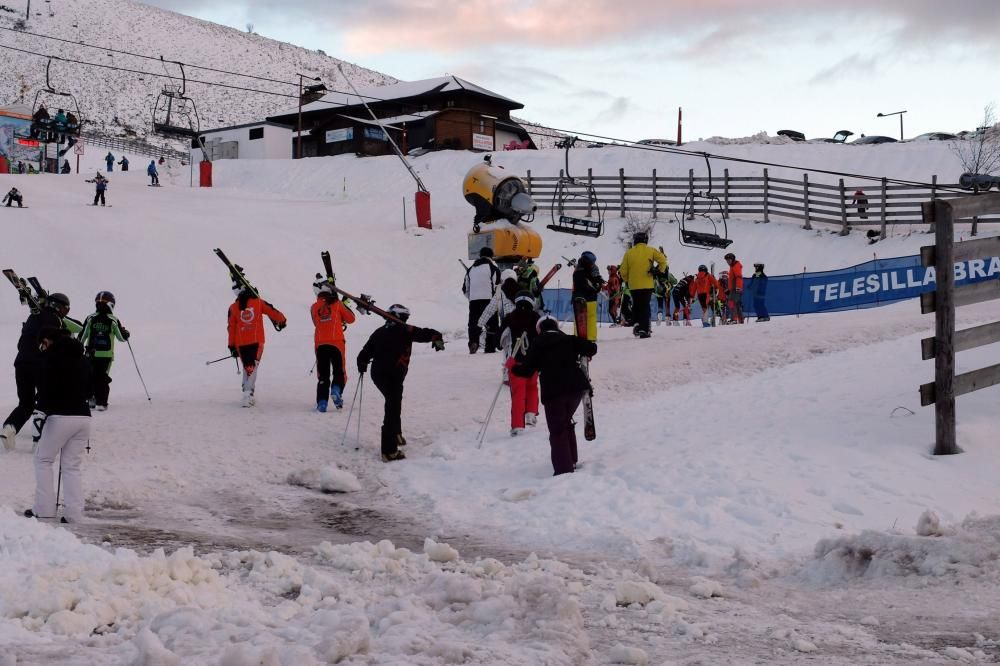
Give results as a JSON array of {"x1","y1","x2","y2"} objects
[
  {"x1": 592, "y1": 96, "x2": 631, "y2": 124},
  {"x1": 807, "y1": 53, "x2": 881, "y2": 85}
]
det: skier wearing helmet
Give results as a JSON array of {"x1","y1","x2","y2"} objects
[
  {"x1": 500, "y1": 291, "x2": 541, "y2": 435},
  {"x1": 723, "y1": 252, "x2": 744, "y2": 323},
  {"x1": 618, "y1": 230, "x2": 667, "y2": 338},
  {"x1": 227, "y1": 277, "x2": 287, "y2": 408},
  {"x1": 477, "y1": 268, "x2": 519, "y2": 352},
  {"x1": 572, "y1": 251, "x2": 604, "y2": 341},
  {"x1": 78, "y1": 291, "x2": 131, "y2": 411},
  {"x1": 310, "y1": 278, "x2": 356, "y2": 412},
  {"x1": 689, "y1": 265, "x2": 722, "y2": 327},
  {"x1": 357, "y1": 304, "x2": 444, "y2": 462}
]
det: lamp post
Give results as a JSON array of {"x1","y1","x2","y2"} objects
[
  {"x1": 296, "y1": 73, "x2": 323, "y2": 159},
  {"x1": 876, "y1": 110, "x2": 907, "y2": 141}
]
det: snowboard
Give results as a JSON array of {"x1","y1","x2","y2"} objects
[
  {"x1": 88, "y1": 204, "x2": 112, "y2": 207},
  {"x1": 572, "y1": 297, "x2": 596, "y2": 441},
  {"x1": 3, "y1": 206, "x2": 28, "y2": 209}
]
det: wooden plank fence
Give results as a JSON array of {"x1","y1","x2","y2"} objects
[
  {"x1": 525, "y1": 168, "x2": 1000, "y2": 236},
  {"x1": 80, "y1": 130, "x2": 188, "y2": 161}
]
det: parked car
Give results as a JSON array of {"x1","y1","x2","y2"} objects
[
  {"x1": 851, "y1": 135, "x2": 897, "y2": 145},
  {"x1": 777, "y1": 129, "x2": 806, "y2": 141},
  {"x1": 911, "y1": 132, "x2": 958, "y2": 141},
  {"x1": 826, "y1": 130, "x2": 854, "y2": 143},
  {"x1": 637, "y1": 138, "x2": 677, "y2": 147}
]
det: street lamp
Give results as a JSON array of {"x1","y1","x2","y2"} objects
[
  {"x1": 876, "y1": 110, "x2": 907, "y2": 141},
  {"x1": 296, "y1": 74, "x2": 325, "y2": 159}
]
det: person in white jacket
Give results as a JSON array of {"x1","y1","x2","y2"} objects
[
  {"x1": 477, "y1": 269, "x2": 519, "y2": 353},
  {"x1": 462, "y1": 247, "x2": 499, "y2": 354}
]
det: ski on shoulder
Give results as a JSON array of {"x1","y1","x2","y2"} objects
[{"x1": 572, "y1": 296, "x2": 596, "y2": 441}]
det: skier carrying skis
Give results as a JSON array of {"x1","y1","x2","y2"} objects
[
  {"x1": 462, "y1": 247, "x2": 499, "y2": 354},
  {"x1": 477, "y1": 269, "x2": 519, "y2": 350},
  {"x1": 671, "y1": 274, "x2": 695, "y2": 325},
  {"x1": 3, "y1": 187, "x2": 23, "y2": 208},
  {"x1": 1, "y1": 292, "x2": 81, "y2": 452},
  {"x1": 512, "y1": 316, "x2": 596, "y2": 476},
  {"x1": 723, "y1": 252, "x2": 744, "y2": 323},
  {"x1": 356, "y1": 304, "x2": 444, "y2": 462},
  {"x1": 88, "y1": 173, "x2": 109, "y2": 206},
  {"x1": 500, "y1": 292, "x2": 540, "y2": 436},
  {"x1": 604, "y1": 266, "x2": 622, "y2": 325},
  {"x1": 689, "y1": 265, "x2": 722, "y2": 328},
  {"x1": 310, "y1": 279, "x2": 356, "y2": 412},
  {"x1": 227, "y1": 283, "x2": 287, "y2": 407},
  {"x1": 751, "y1": 263, "x2": 769, "y2": 322},
  {"x1": 105, "y1": 152, "x2": 115, "y2": 172},
  {"x1": 618, "y1": 231, "x2": 667, "y2": 338},
  {"x1": 147, "y1": 160, "x2": 159, "y2": 186},
  {"x1": 24, "y1": 326, "x2": 91, "y2": 523},
  {"x1": 571, "y1": 251, "x2": 604, "y2": 341},
  {"x1": 77, "y1": 291, "x2": 130, "y2": 411}
]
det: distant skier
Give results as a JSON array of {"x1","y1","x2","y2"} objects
[
  {"x1": 604, "y1": 265, "x2": 622, "y2": 325},
  {"x1": 500, "y1": 292, "x2": 540, "y2": 436},
  {"x1": 462, "y1": 247, "x2": 499, "y2": 354},
  {"x1": 512, "y1": 316, "x2": 596, "y2": 476},
  {"x1": 118, "y1": 156, "x2": 129, "y2": 172},
  {"x1": 3, "y1": 187, "x2": 23, "y2": 208},
  {"x1": 618, "y1": 231, "x2": 667, "y2": 338},
  {"x1": 571, "y1": 251, "x2": 604, "y2": 341},
  {"x1": 16, "y1": 161, "x2": 26, "y2": 174},
  {"x1": 723, "y1": 252, "x2": 744, "y2": 323},
  {"x1": 652, "y1": 265, "x2": 678, "y2": 325},
  {"x1": 105, "y1": 152, "x2": 115, "y2": 172},
  {"x1": 147, "y1": 160, "x2": 159, "y2": 186},
  {"x1": 78, "y1": 291, "x2": 130, "y2": 411},
  {"x1": 88, "y1": 173, "x2": 109, "y2": 206},
  {"x1": 310, "y1": 279, "x2": 356, "y2": 412},
  {"x1": 671, "y1": 274, "x2": 695, "y2": 325},
  {"x1": 852, "y1": 189, "x2": 869, "y2": 220},
  {"x1": 227, "y1": 284, "x2": 287, "y2": 407},
  {"x1": 689, "y1": 265, "x2": 722, "y2": 328},
  {"x1": 356, "y1": 304, "x2": 444, "y2": 462},
  {"x1": 477, "y1": 268, "x2": 519, "y2": 351},
  {"x1": 60, "y1": 161, "x2": 71, "y2": 174},
  {"x1": 751, "y1": 263, "x2": 770, "y2": 322}
]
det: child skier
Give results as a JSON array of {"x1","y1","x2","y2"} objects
[
  {"x1": 310, "y1": 279, "x2": 356, "y2": 412},
  {"x1": 500, "y1": 292, "x2": 540, "y2": 436},
  {"x1": 3, "y1": 187, "x2": 23, "y2": 207},
  {"x1": 227, "y1": 284, "x2": 287, "y2": 407},
  {"x1": 88, "y1": 173, "x2": 109, "y2": 206},
  {"x1": 723, "y1": 252, "x2": 744, "y2": 323},
  {"x1": 689, "y1": 265, "x2": 722, "y2": 328},
  {"x1": 604, "y1": 266, "x2": 622, "y2": 325},
  {"x1": 78, "y1": 291, "x2": 130, "y2": 411},
  {"x1": 477, "y1": 269, "x2": 519, "y2": 351},
  {"x1": 147, "y1": 160, "x2": 159, "y2": 186},
  {"x1": 572, "y1": 251, "x2": 604, "y2": 341},
  {"x1": 671, "y1": 275, "x2": 695, "y2": 325},
  {"x1": 653, "y1": 267, "x2": 678, "y2": 325},
  {"x1": 751, "y1": 263, "x2": 770, "y2": 322},
  {"x1": 356, "y1": 304, "x2": 444, "y2": 462}
]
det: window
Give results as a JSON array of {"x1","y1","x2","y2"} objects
[{"x1": 249, "y1": 127, "x2": 264, "y2": 140}]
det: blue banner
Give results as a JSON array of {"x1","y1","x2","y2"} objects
[{"x1": 546, "y1": 254, "x2": 1000, "y2": 322}]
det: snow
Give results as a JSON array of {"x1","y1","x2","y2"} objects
[{"x1": 1, "y1": 140, "x2": 999, "y2": 662}]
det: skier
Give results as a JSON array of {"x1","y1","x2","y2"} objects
[
  {"x1": 77, "y1": 291, "x2": 130, "y2": 411},
  {"x1": 618, "y1": 231, "x2": 667, "y2": 338},
  {"x1": 310, "y1": 279, "x2": 356, "y2": 412},
  {"x1": 852, "y1": 189, "x2": 869, "y2": 220},
  {"x1": 723, "y1": 252, "x2": 744, "y2": 323},
  {"x1": 462, "y1": 247, "x2": 499, "y2": 353},
  {"x1": 356, "y1": 304, "x2": 444, "y2": 462},
  {"x1": 653, "y1": 266, "x2": 678, "y2": 325},
  {"x1": 105, "y1": 152, "x2": 115, "y2": 172},
  {"x1": 17, "y1": 161, "x2": 26, "y2": 174},
  {"x1": 477, "y1": 268, "x2": 519, "y2": 350},
  {"x1": 1, "y1": 293, "x2": 81, "y2": 452},
  {"x1": 512, "y1": 316, "x2": 596, "y2": 476},
  {"x1": 3, "y1": 187, "x2": 24, "y2": 208},
  {"x1": 751, "y1": 263, "x2": 770, "y2": 322},
  {"x1": 671, "y1": 274, "x2": 695, "y2": 325},
  {"x1": 53, "y1": 109, "x2": 68, "y2": 127},
  {"x1": 60, "y1": 161, "x2": 71, "y2": 174},
  {"x1": 689, "y1": 265, "x2": 722, "y2": 327},
  {"x1": 147, "y1": 160, "x2": 159, "y2": 186},
  {"x1": 227, "y1": 284, "x2": 287, "y2": 407},
  {"x1": 117, "y1": 156, "x2": 129, "y2": 172},
  {"x1": 500, "y1": 292, "x2": 540, "y2": 436},
  {"x1": 88, "y1": 173, "x2": 109, "y2": 206},
  {"x1": 515, "y1": 258, "x2": 544, "y2": 310},
  {"x1": 604, "y1": 266, "x2": 622, "y2": 325},
  {"x1": 23, "y1": 326, "x2": 91, "y2": 523},
  {"x1": 571, "y1": 251, "x2": 604, "y2": 341}
]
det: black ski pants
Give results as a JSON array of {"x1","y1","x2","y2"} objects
[
  {"x1": 89, "y1": 357, "x2": 113, "y2": 407},
  {"x1": 372, "y1": 369, "x2": 405, "y2": 455},
  {"x1": 315, "y1": 345, "x2": 345, "y2": 403},
  {"x1": 542, "y1": 391, "x2": 583, "y2": 476},
  {"x1": 93, "y1": 190, "x2": 106, "y2": 206},
  {"x1": 5, "y1": 364, "x2": 38, "y2": 432},
  {"x1": 467, "y1": 299, "x2": 489, "y2": 351},
  {"x1": 631, "y1": 288, "x2": 653, "y2": 335}
]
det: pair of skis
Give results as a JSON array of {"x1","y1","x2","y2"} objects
[
  {"x1": 572, "y1": 297, "x2": 597, "y2": 441},
  {"x1": 3, "y1": 269, "x2": 47, "y2": 313},
  {"x1": 213, "y1": 248, "x2": 287, "y2": 332}
]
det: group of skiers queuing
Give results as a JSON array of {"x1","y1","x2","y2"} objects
[{"x1": 1, "y1": 288, "x2": 131, "y2": 523}]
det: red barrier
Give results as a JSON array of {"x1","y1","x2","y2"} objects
[
  {"x1": 415, "y1": 190, "x2": 432, "y2": 229},
  {"x1": 199, "y1": 160, "x2": 213, "y2": 187}
]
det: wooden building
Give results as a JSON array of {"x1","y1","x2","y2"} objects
[{"x1": 266, "y1": 76, "x2": 535, "y2": 158}]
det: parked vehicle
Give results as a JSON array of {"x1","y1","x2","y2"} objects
[
  {"x1": 911, "y1": 132, "x2": 958, "y2": 141},
  {"x1": 851, "y1": 135, "x2": 897, "y2": 145},
  {"x1": 824, "y1": 130, "x2": 854, "y2": 143},
  {"x1": 777, "y1": 129, "x2": 806, "y2": 141},
  {"x1": 637, "y1": 138, "x2": 677, "y2": 147}
]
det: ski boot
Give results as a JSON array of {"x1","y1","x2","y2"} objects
[
  {"x1": 468, "y1": 340, "x2": 479, "y2": 354},
  {"x1": 317, "y1": 400, "x2": 328, "y2": 413},
  {"x1": 510, "y1": 427, "x2": 524, "y2": 437},
  {"x1": 241, "y1": 390, "x2": 255, "y2": 407},
  {"x1": 331, "y1": 385, "x2": 343, "y2": 409},
  {"x1": 525, "y1": 413, "x2": 538, "y2": 427},
  {"x1": 381, "y1": 450, "x2": 406, "y2": 462},
  {"x1": 1, "y1": 424, "x2": 16, "y2": 451}
]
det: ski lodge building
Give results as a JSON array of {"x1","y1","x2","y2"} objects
[{"x1": 265, "y1": 76, "x2": 536, "y2": 158}]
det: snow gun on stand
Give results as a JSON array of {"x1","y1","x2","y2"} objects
[{"x1": 462, "y1": 155, "x2": 541, "y2": 269}]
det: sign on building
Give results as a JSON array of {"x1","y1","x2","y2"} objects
[
  {"x1": 363, "y1": 127, "x2": 387, "y2": 141},
  {"x1": 325, "y1": 128, "x2": 354, "y2": 143},
  {"x1": 472, "y1": 133, "x2": 494, "y2": 151}
]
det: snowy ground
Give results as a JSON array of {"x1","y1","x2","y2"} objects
[{"x1": 1, "y1": 144, "x2": 999, "y2": 664}]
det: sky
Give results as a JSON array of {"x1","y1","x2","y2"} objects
[{"x1": 139, "y1": 0, "x2": 1000, "y2": 143}]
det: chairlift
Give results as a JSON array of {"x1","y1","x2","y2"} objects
[
  {"x1": 151, "y1": 60, "x2": 209, "y2": 159},
  {"x1": 677, "y1": 153, "x2": 732, "y2": 250},
  {"x1": 30, "y1": 58, "x2": 83, "y2": 144},
  {"x1": 547, "y1": 136, "x2": 605, "y2": 238}
]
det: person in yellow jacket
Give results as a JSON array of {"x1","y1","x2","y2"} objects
[{"x1": 618, "y1": 231, "x2": 667, "y2": 338}]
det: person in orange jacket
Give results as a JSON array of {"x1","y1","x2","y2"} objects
[
  {"x1": 689, "y1": 265, "x2": 722, "y2": 328},
  {"x1": 311, "y1": 279, "x2": 356, "y2": 412},
  {"x1": 723, "y1": 252, "x2": 744, "y2": 323},
  {"x1": 228, "y1": 286, "x2": 287, "y2": 407}
]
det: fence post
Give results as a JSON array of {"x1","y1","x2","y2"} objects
[
  {"x1": 619, "y1": 168, "x2": 626, "y2": 217},
  {"x1": 932, "y1": 200, "x2": 957, "y2": 455},
  {"x1": 525, "y1": 169, "x2": 532, "y2": 196},
  {"x1": 587, "y1": 168, "x2": 593, "y2": 217},
  {"x1": 839, "y1": 178, "x2": 849, "y2": 236},
  {"x1": 688, "y1": 168, "x2": 695, "y2": 219},
  {"x1": 558, "y1": 169, "x2": 564, "y2": 216},
  {"x1": 972, "y1": 215, "x2": 979, "y2": 237},
  {"x1": 879, "y1": 177, "x2": 888, "y2": 240},
  {"x1": 802, "y1": 173, "x2": 812, "y2": 230},
  {"x1": 723, "y1": 168, "x2": 730, "y2": 216},
  {"x1": 928, "y1": 174, "x2": 937, "y2": 234},
  {"x1": 762, "y1": 168, "x2": 770, "y2": 224},
  {"x1": 651, "y1": 168, "x2": 657, "y2": 219}
]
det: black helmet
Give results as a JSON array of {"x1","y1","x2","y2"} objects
[
  {"x1": 95, "y1": 291, "x2": 115, "y2": 305},
  {"x1": 388, "y1": 303, "x2": 410, "y2": 322},
  {"x1": 514, "y1": 291, "x2": 534, "y2": 309},
  {"x1": 698, "y1": 265, "x2": 708, "y2": 273},
  {"x1": 580, "y1": 251, "x2": 597, "y2": 265},
  {"x1": 479, "y1": 247, "x2": 494, "y2": 258},
  {"x1": 633, "y1": 231, "x2": 648, "y2": 244},
  {"x1": 754, "y1": 262, "x2": 765, "y2": 271},
  {"x1": 47, "y1": 292, "x2": 70, "y2": 309},
  {"x1": 724, "y1": 252, "x2": 736, "y2": 262}
]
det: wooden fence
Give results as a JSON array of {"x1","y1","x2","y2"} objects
[
  {"x1": 80, "y1": 130, "x2": 187, "y2": 162},
  {"x1": 525, "y1": 168, "x2": 1000, "y2": 237}
]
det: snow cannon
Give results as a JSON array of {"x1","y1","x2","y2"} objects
[
  {"x1": 463, "y1": 160, "x2": 537, "y2": 232},
  {"x1": 467, "y1": 219, "x2": 542, "y2": 263}
]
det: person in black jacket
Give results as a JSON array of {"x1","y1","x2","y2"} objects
[
  {"x1": 2, "y1": 293, "x2": 81, "y2": 452},
  {"x1": 512, "y1": 316, "x2": 597, "y2": 475},
  {"x1": 25, "y1": 326, "x2": 91, "y2": 523},
  {"x1": 572, "y1": 251, "x2": 604, "y2": 341},
  {"x1": 356, "y1": 304, "x2": 444, "y2": 462}
]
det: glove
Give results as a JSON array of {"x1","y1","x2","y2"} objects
[
  {"x1": 431, "y1": 337, "x2": 445, "y2": 352},
  {"x1": 229, "y1": 346, "x2": 238, "y2": 358},
  {"x1": 121, "y1": 328, "x2": 130, "y2": 341},
  {"x1": 357, "y1": 360, "x2": 368, "y2": 375},
  {"x1": 31, "y1": 410, "x2": 47, "y2": 444},
  {"x1": 274, "y1": 321, "x2": 287, "y2": 331}
]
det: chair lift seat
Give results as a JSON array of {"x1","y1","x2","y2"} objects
[
  {"x1": 153, "y1": 123, "x2": 196, "y2": 139},
  {"x1": 547, "y1": 215, "x2": 604, "y2": 238},
  {"x1": 681, "y1": 229, "x2": 733, "y2": 249}
]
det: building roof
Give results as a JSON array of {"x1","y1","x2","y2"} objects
[
  {"x1": 270, "y1": 76, "x2": 522, "y2": 120},
  {"x1": 338, "y1": 110, "x2": 440, "y2": 129},
  {"x1": 198, "y1": 120, "x2": 292, "y2": 135}
]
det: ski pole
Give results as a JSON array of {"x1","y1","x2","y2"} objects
[
  {"x1": 476, "y1": 380, "x2": 505, "y2": 449},
  {"x1": 55, "y1": 454, "x2": 62, "y2": 514},
  {"x1": 308, "y1": 360, "x2": 316, "y2": 375},
  {"x1": 125, "y1": 340, "x2": 151, "y2": 402},
  {"x1": 205, "y1": 354, "x2": 233, "y2": 366},
  {"x1": 356, "y1": 376, "x2": 364, "y2": 452},
  {"x1": 339, "y1": 376, "x2": 364, "y2": 447}
]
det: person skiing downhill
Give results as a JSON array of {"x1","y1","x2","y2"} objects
[
  {"x1": 310, "y1": 279, "x2": 356, "y2": 412},
  {"x1": 227, "y1": 284, "x2": 287, "y2": 407},
  {"x1": 356, "y1": 304, "x2": 444, "y2": 462},
  {"x1": 572, "y1": 251, "x2": 604, "y2": 341},
  {"x1": 671, "y1": 274, "x2": 695, "y2": 325},
  {"x1": 477, "y1": 269, "x2": 519, "y2": 351},
  {"x1": 500, "y1": 292, "x2": 541, "y2": 436},
  {"x1": 462, "y1": 247, "x2": 499, "y2": 353},
  {"x1": 88, "y1": 173, "x2": 109, "y2": 206},
  {"x1": 689, "y1": 265, "x2": 722, "y2": 327},
  {"x1": 618, "y1": 231, "x2": 667, "y2": 338},
  {"x1": 3, "y1": 187, "x2": 23, "y2": 207},
  {"x1": 512, "y1": 316, "x2": 596, "y2": 476},
  {"x1": 78, "y1": 291, "x2": 130, "y2": 411}
]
